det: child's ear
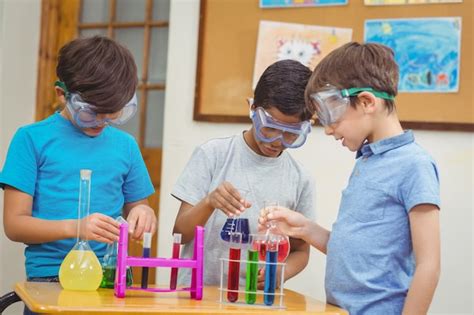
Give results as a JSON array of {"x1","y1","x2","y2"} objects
[
  {"x1": 357, "y1": 92, "x2": 377, "y2": 114},
  {"x1": 247, "y1": 97, "x2": 255, "y2": 110},
  {"x1": 55, "y1": 86, "x2": 66, "y2": 104}
]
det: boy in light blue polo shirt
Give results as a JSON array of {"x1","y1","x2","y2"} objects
[
  {"x1": 259, "y1": 42, "x2": 440, "y2": 314},
  {"x1": 0, "y1": 36, "x2": 156, "y2": 291}
]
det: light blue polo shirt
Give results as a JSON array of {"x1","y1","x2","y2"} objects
[
  {"x1": 325, "y1": 131, "x2": 440, "y2": 315},
  {"x1": 0, "y1": 112, "x2": 154, "y2": 278}
]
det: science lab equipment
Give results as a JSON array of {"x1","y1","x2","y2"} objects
[
  {"x1": 100, "y1": 216, "x2": 133, "y2": 289},
  {"x1": 218, "y1": 250, "x2": 286, "y2": 308},
  {"x1": 169, "y1": 233, "x2": 182, "y2": 290},
  {"x1": 220, "y1": 188, "x2": 250, "y2": 243},
  {"x1": 140, "y1": 232, "x2": 152, "y2": 289},
  {"x1": 114, "y1": 222, "x2": 204, "y2": 300},
  {"x1": 245, "y1": 234, "x2": 259, "y2": 304},
  {"x1": 256, "y1": 201, "x2": 290, "y2": 262},
  {"x1": 227, "y1": 232, "x2": 242, "y2": 303},
  {"x1": 218, "y1": 232, "x2": 286, "y2": 308},
  {"x1": 263, "y1": 235, "x2": 279, "y2": 306},
  {"x1": 59, "y1": 169, "x2": 103, "y2": 291}
]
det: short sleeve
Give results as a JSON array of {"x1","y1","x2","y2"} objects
[
  {"x1": 0, "y1": 128, "x2": 38, "y2": 195},
  {"x1": 401, "y1": 157, "x2": 440, "y2": 212},
  {"x1": 171, "y1": 146, "x2": 213, "y2": 206},
  {"x1": 295, "y1": 173, "x2": 316, "y2": 221},
  {"x1": 122, "y1": 138, "x2": 154, "y2": 202}
]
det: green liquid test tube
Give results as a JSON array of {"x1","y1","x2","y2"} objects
[{"x1": 245, "y1": 249, "x2": 259, "y2": 304}]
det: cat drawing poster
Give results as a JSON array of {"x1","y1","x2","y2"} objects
[{"x1": 253, "y1": 21, "x2": 352, "y2": 88}]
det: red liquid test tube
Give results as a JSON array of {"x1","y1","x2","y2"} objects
[
  {"x1": 227, "y1": 232, "x2": 242, "y2": 303},
  {"x1": 170, "y1": 233, "x2": 181, "y2": 290}
]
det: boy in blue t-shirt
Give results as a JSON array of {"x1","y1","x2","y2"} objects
[
  {"x1": 0, "y1": 36, "x2": 156, "y2": 283},
  {"x1": 259, "y1": 42, "x2": 441, "y2": 314}
]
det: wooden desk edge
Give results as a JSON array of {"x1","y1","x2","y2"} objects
[{"x1": 15, "y1": 282, "x2": 349, "y2": 314}]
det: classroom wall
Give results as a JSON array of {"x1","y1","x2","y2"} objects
[
  {"x1": 0, "y1": 1, "x2": 471, "y2": 315},
  {"x1": 157, "y1": 1, "x2": 473, "y2": 314},
  {"x1": 0, "y1": 0, "x2": 40, "y2": 314}
]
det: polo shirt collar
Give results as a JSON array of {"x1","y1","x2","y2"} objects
[{"x1": 356, "y1": 130, "x2": 414, "y2": 158}]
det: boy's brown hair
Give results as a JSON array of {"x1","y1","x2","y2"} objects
[
  {"x1": 305, "y1": 42, "x2": 399, "y2": 112},
  {"x1": 56, "y1": 35, "x2": 138, "y2": 113}
]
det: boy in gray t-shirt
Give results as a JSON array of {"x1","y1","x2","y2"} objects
[{"x1": 172, "y1": 60, "x2": 316, "y2": 287}]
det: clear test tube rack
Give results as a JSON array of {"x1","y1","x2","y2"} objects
[
  {"x1": 114, "y1": 223, "x2": 205, "y2": 300},
  {"x1": 218, "y1": 257, "x2": 286, "y2": 309}
]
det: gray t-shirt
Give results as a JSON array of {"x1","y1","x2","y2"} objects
[{"x1": 172, "y1": 133, "x2": 315, "y2": 285}]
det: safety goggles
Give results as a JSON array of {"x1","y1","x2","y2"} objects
[
  {"x1": 309, "y1": 85, "x2": 394, "y2": 126},
  {"x1": 55, "y1": 81, "x2": 137, "y2": 128},
  {"x1": 251, "y1": 107, "x2": 311, "y2": 148}
]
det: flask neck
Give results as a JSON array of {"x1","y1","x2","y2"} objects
[{"x1": 77, "y1": 174, "x2": 92, "y2": 242}]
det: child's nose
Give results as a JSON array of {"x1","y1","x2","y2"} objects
[
  {"x1": 95, "y1": 119, "x2": 108, "y2": 128},
  {"x1": 324, "y1": 125, "x2": 334, "y2": 135},
  {"x1": 271, "y1": 138, "x2": 283, "y2": 148}
]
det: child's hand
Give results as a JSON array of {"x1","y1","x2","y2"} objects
[
  {"x1": 80, "y1": 213, "x2": 120, "y2": 243},
  {"x1": 257, "y1": 267, "x2": 283, "y2": 290},
  {"x1": 258, "y1": 207, "x2": 308, "y2": 239},
  {"x1": 205, "y1": 181, "x2": 251, "y2": 217},
  {"x1": 126, "y1": 204, "x2": 157, "y2": 241}
]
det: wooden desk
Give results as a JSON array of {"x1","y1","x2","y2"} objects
[{"x1": 15, "y1": 282, "x2": 347, "y2": 314}]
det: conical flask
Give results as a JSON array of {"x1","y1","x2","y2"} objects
[
  {"x1": 100, "y1": 217, "x2": 133, "y2": 289},
  {"x1": 254, "y1": 201, "x2": 290, "y2": 263},
  {"x1": 59, "y1": 169, "x2": 103, "y2": 291}
]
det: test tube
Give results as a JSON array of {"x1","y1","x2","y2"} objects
[
  {"x1": 245, "y1": 234, "x2": 258, "y2": 304},
  {"x1": 264, "y1": 235, "x2": 279, "y2": 306},
  {"x1": 141, "y1": 232, "x2": 152, "y2": 289},
  {"x1": 170, "y1": 233, "x2": 181, "y2": 290},
  {"x1": 227, "y1": 232, "x2": 242, "y2": 303}
]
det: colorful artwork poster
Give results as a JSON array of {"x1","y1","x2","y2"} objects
[
  {"x1": 364, "y1": 0, "x2": 462, "y2": 6},
  {"x1": 364, "y1": 18, "x2": 461, "y2": 93},
  {"x1": 253, "y1": 21, "x2": 352, "y2": 88},
  {"x1": 260, "y1": 0, "x2": 348, "y2": 8}
]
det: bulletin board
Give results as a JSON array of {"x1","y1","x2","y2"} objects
[{"x1": 193, "y1": 0, "x2": 473, "y2": 131}]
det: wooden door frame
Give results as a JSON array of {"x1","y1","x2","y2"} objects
[{"x1": 36, "y1": 0, "x2": 79, "y2": 121}]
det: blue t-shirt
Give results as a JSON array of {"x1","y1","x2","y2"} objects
[
  {"x1": 325, "y1": 131, "x2": 440, "y2": 315},
  {"x1": 0, "y1": 113, "x2": 154, "y2": 278}
]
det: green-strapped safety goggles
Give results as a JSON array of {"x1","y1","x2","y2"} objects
[{"x1": 309, "y1": 85, "x2": 394, "y2": 126}]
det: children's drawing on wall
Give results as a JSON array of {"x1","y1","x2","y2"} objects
[
  {"x1": 260, "y1": 0, "x2": 348, "y2": 8},
  {"x1": 365, "y1": 17, "x2": 461, "y2": 93},
  {"x1": 364, "y1": 0, "x2": 461, "y2": 5},
  {"x1": 253, "y1": 21, "x2": 352, "y2": 88}
]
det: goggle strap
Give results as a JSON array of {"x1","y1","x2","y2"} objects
[
  {"x1": 55, "y1": 80, "x2": 71, "y2": 99},
  {"x1": 55, "y1": 80, "x2": 69, "y2": 96},
  {"x1": 343, "y1": 87, "x2": 394, "y2": 101}
]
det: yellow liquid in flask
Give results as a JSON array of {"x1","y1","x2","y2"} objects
[{"x1": 59, "y1": 249, "x2": 103, "y2": 291}]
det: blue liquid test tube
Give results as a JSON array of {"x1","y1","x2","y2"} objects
[
  {"x1": 141, "y1": 232, "x2": 152, "y2": 289},
  {"x1": 263, "y1": 239, "x2": 278, "y2": 306}
]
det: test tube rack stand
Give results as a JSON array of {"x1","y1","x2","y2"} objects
[
  {"x1": 114, "y1": 223, "x2": 205, "y2": 300},
  {"x1": 218, "y1": 257, "x2": 286, "y2": 309}
]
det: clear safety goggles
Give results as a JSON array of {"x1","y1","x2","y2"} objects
[
  {"x1": 251, "y1": 107, "x2": 311, "y2": 148},
  {"x1": 55, "y1": 81, "x2": 137, "y2": 128},
  {"x1": 309, "y1": 85, "x2": 394, "y2": 126}
]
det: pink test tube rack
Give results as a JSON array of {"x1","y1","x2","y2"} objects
[{"x1": 114, "y1": 222, "x2": 205, "y2": 300}]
